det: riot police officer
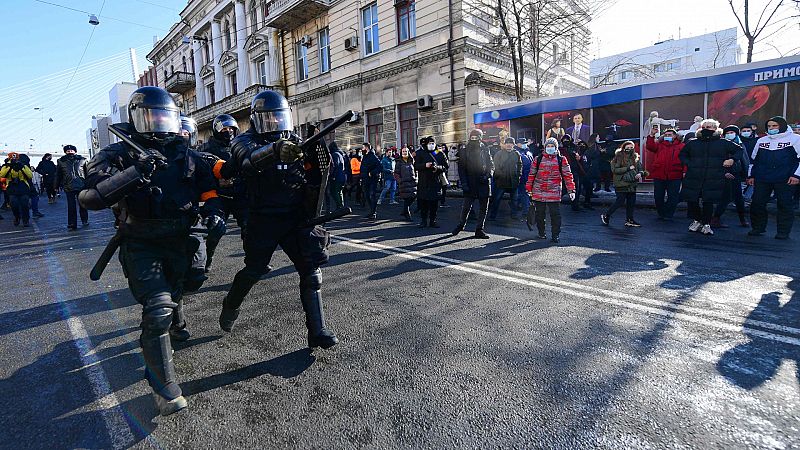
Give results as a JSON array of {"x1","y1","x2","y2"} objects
[
  {"x1": 180, "y1": 115, "x2": 211, "y2": 292},
  {"x1": 197, "y1": 114, "x2": 247, "y2": 271},
  {"x1": 79, "y1": 86, "x2": 224, "y2": 416},
  {"x1": 180, "y1": 115, "x2": 198, "y2": 149},
  {"x1": 217, "y1": 90, "x2": 338, "y2": 349}
]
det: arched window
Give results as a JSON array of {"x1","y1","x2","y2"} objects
[
  {"x1": 224, "y1": 20, "x2": 232, "y2": 49},
  {"x1": 182, "y1": 56, "x2": 187, "y2": 72}
]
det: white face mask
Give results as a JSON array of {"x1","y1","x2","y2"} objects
[
  {"x1": 427, "y1": 143, "x2": 435, "y2": 151},
  {"x1": 545, "y1": 146, "x2": 557, "y2": 155},
  {"x1": 741, "y1": 131, "x2": 752, "y2": 138}
]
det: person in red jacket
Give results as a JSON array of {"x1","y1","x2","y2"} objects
[
  {"x1": 645, "y1": 126, "x2": 685, "y2": 220},
  {"x1": 526, "y1": 138, "x2": 576, "y2": 243}
]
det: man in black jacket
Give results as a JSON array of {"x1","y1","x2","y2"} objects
[
  {"x1": 79, "y1": 86, "x2": 225, "y2": 416},
  {"x1": 452, "y1": 129, "x2": 494, "y2": 239},
  {"x1": 489, "y1": 137, "x2": 523, "y2": 220},
  {"x1": 360, "y1": 142, "x2": 382, "y2": 220},
  {"x1": 36, "y1": 153, "x2": 57, "y2": 203},
  {"x1": 55, "y1": 144, "x2": 89, "y2": 230}
]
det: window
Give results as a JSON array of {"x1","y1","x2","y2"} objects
[
  {"x1": 251, "y1": 7, "x2": 258, "y2": 31},
  {"x1": 208, "y1": 84, "x2": 215, "y2": 103},
  {"x1": 362, "y1": 3, "x2": 379, "y2": 56},
  {"x1": 396, "y1": 0, "x2": 416, "y2": 43},
  {"x1": 398, "y1": 102, "x2": 418, "y2": 148},
  {"x1": 553, "y1": 43, "x2": 559, "y2": 64},
  {"x1": 170, "y1": 65, "x2": 174, "y2": 75},
  {"x1": 190, "y1": 50, "x2": 195, "y2": 71},
  {"x1": 257, "y1": 57, "x2": 268, "y2": 85},
  {"x1": 182, "y1": 56, "x2": 187, "y2": 72},
  {"x1": 296, "y1": 41, "x2": 308, "y2": 81},
  {"x1": 654, "y1": 63, "x2": 666, "y2": 73},
  {"x1": 620, "y1": 70, "x2": 633, "y2": 80},
  {"x1": 224, "y1": 20, "x2": 232, "y2": 49},
  {"x1": 205, "y1": 40, "x2": 211, "y2": 63},
  {"x1": 229, "y1": 71, "x2": 238, "y2": 95},
  {"x1": 319, "y1": 28, "x2": 331, "y2": 73},
  {"x1": 262, "y1": 2, "x2": 269, "y2": 27},
  {"x1": 366, "y1": 108, "x2": 383, "y2": 148}
]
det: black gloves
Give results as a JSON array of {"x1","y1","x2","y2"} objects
[{"x1": 133, "y1": 149, "x2": 168, "y2": 178}]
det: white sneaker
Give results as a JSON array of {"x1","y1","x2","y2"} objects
[
  {"x1": 688, "y1": 220, "x2": 702, "y2": 232},
  {"x1": 700, "y1": 224, "x2": 714, "y2": 235},
  {"x1": 377, "y1": 199, "x2": 383, "y2": 205}
]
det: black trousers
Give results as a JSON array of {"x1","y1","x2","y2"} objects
[
  {"x1": 65, "y1": 190, "x2": 88, "y2": 227},
  {"x1": 714, "y1": 180, "x2": 745, "y2": 218},
  {"x1": 9, "y1": 194, "x2": 30, "y2": 224},
  {"x1": 205, "y1": 196, "x2": 249, "y2": 267},
  {"x1": 688, "y1": 200, "x2": 715, "y2": 225},
  {"x1": 459, "y1": 196, "x2": 489, "y2": 231},
  {"x1": 119, "y1": 238, "x2": 188, "y2": 399},
  {"x1": 653, "y1": 179, "x2": 682, "y2": 219},
  {"x1": 534, "y1": 201, "x2": 561, "y2": 236},
  {"x1": 605, "y1": 192, "x2": 636, "y2": 221},
  {"x1": 364, "y1": 180, "x2": 379, "y2": 215},
  {"x1": 750, "y1": 181, "x2": 795, "y2": 235},
  {"x1": 419, "y1": 199, "x2": 439, "y2": 224}
]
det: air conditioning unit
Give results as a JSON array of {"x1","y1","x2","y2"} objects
[
  {"x1": 417, "y1": 95, "x2": 434, "y2": 110},
  {"x1": 344, "y1": 36, "x2": 358, "y2": 51},
  {"x1": 300, "y1": 35, "x2": 313, "y2": 47},
  {"x1": 348, "y1": 112, "x2": 361, "y2": 123}
]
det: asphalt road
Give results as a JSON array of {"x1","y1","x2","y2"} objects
[{"x1": 1, "y1": 197, "x2": 799, "y2": 449}]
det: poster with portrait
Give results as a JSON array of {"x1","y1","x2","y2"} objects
[
  {"x1": 510, "y1": 114, "x2": 543, "y2": 146},
  {"x1": 543, "y1": 109, "x2": 590, "y2": 143},
  {"x1": 707, "y1": 84, "x2": 785, "y2": 129}
]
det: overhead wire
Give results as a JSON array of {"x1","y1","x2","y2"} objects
[{"x1": 32, "y1": 0, "x2": 170, "y2": 32}]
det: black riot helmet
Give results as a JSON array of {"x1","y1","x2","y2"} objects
[
  {"x1": 250, "y1": 90, "x2": 293, "y2": 138},
  {"x1": 180, "y1": 115, "x2": 198, "y2": 148},
  {"x1": 128, "y1": 86, "x2": 181, "y2": 144},
  {"x1": 212, "y1": 114, "x2": 239, "y2": 144}
]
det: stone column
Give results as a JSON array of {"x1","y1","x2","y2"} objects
[
  {"x1": 234, "y1": 0, "x2": 250, "y2": 88},
  {"x1": 211, "y1": 19, "x2": 225, "y2": 100},
  {"x1": 192, "y1": 39, "x2": 206, "y2": 108}
]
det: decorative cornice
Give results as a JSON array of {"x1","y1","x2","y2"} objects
[
  {"x1": 200, "y1": 62, "x2": 214, "y2": 79},
  {"x1": 219, "y1": 49, "x2": 238, "y2": 67}
]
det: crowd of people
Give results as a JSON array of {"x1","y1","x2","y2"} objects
[
  {"x1": 324, "y1": 115, "x2": 800, "y2": 241},
  {"x1": 0, "y1": 147, "x2": 90, "y2": 229}
]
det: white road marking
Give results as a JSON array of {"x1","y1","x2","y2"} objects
[
  {"x1": 35, "y1": 223, "x2": 135, "y2": 450},
  {"x1": 332, "y1": 235, "x2": 800, "y2": 346}
]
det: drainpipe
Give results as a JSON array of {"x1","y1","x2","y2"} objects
[{"x1": 448, "y1": 0, "x2": 455, "y2": 104}]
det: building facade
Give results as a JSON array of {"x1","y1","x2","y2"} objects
[
  {"x1": 590, "y1": 28, "x2": 740, "y2": 88},
  {"x1": 147, "y1": 0, "x2": 591, "y2": 148}
]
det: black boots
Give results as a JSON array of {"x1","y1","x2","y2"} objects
[
  {"x1": 474, "y1": 228, "x2": 490, "y2": 239},
  {"x1": 140, "y1": 308, "x2": 187, "y2": 416},
  {"x1": 219, "y1": 302, "x2": 240, "y2": 332},
  {"x1": 452, "y1": 223, "x2": 465, "y2": 236},
  {"x1": 300, "y1": 289, "x2": 338, "y2": 349}
]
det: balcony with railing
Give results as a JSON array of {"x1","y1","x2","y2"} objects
[
  {"x1": 165, "y1": 71, "x2": 196, "y2": 94},
  {"x1": 263, "y1": 0, "x2": 331, "y2": 30},
  {"x1": 192, "y1": 84, "x2": 278, "y2": 125}
]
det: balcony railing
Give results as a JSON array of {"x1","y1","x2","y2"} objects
[
  {"x1": 165, "y1": 71, "x2": 196, "y2": 94},
  {"x1": 192, "y1": 84, "x2": 278, "y2": 125},
  {"x1": 264, "y1": 0, "x2": 331, "y2": 30}
]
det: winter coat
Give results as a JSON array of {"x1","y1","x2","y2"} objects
[
  {"x1": 611, "y1": 150, "x2": 649, "y2": 193},
  {"x1": 35, "y1": 159, "x2": 56, "y2": 185},
  {"x1": 0, "y1": 163, "x2": 34, "y2": 196},
  {"x1": 458, "y1": 142, "x2": 494, "y2": 199},
  {"x1": 329, "y1": 144, "x2": 347, "y2": 184},
  {"x1": 679, "y1": 131, "x2": 742, "y2": 202},
  {"x1": 517, "y1": 147, "x2": 533, "y2": 188},
  {"x1": 393, "y1": 156, "x2": 418, "y2": 199},
  {"x1": 563, "y1": 143, "x2": 586, "y2": 179},
  {"x1": 750, "y1": 129, "x2": 800, "y2": 183},
  {"x1": 645, "y1": 135, "x2": 685, "y2": 180},
  {"x1": 350, "y1": 156, "x2": 362, "y2": 176},
  {"x1": 54, "y1": 153, "x2": 88, "y2": 192},
  {"x1": 380, "y1": 156, "x2": 395, "y2": 177},
  {"x1": 740, "y1": 135, "x2": 758, "y2": 159},
  {"x1": 414, "y1": 148, "x2": 447, "y2": 201},
  {"x1": 526, "y1": 153, "x2": 575, "y2": 202},
  {"x1": 360, "y1": 151, "x2": 382, "y2": 186},
  {"x1": 598, "y1": 143, "x2": 614, "y2": 173},
  {"x1": 493, "y1": 149, "x2": 523, "y2": 190},
  {"x1": 584, "y1": 144, "x2": 601, "y2": 180}
]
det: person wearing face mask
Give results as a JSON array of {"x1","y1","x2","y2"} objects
[
  {"x1": 360, "y1": 142, "x2": 382, "y2": 220},
  {"x1": 514, "y1": 139, "x2": 534, "y2": 219},
  {"x1": 488, "y1": 137, "x2": 523, "y2": 221},
  {"x1": 526, "y1": 138, "x2": 575, "y2": 243},
  {"x1": 414, "y1": 136, "x2": 448, "y2": 228},
  {"x1": 747, "y1": 116, "x2": 800, "y2": 239},
  {"x1": 452, "y1": 129, "x2": 494, "y2": 238},
  {"x1": 679, "y1": 118, "x2": 741, "y2": 236},
  {"x1": 600, "y1": 141, "x2": 648, "y2": 227},
  {"x1": 54, "y1": 144, "x2": 89, "y2": 230},
  {"x1": 646, "y1": 127, "x2": 685, "y2": 220},
  {"x1": 710, "y1": 125, "x2": 749, "y2": 228},
  {"x1": 394, "y1": 146, "x2": 418, "y2": 220}
]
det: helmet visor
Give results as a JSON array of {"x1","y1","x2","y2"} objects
[
  {"x1": 213, "y1": 117, "x2": 239, "y2": 133},
  {"x1": 132, "y1": 108, "x2": 180, "y2": 134},
  {"x1": 252, "y1": 110, "x2": 293, "y2": 134}
]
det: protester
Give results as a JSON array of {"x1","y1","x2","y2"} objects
[
  {"x1": 36, "y1": 153, "x2": 57, "y2": 204},
  {"x1": 378, "y1": 149, "x2": 398, "y2": 205},
  {"x1": 328, "y1": 142, "x2": 346, "y2": 210},
  {"x1": 360, "y1": 143, "x2": 382, "y2": 220},
  {"x1": 0, "y1": 152, "x2": 33, "y2": 227},
  {"x1": 515, "y1": 139, "x2": 534, "y2": 219},
  {"x1": 601, "y1": 141, "x2": 649, "y2": 227},
  {"x1": 679, "y1": 119, "x2": 741, "y2": 236},
  {"x1": 527, "y1": 138, "x2": 576, "y2": 243},
  {"x1": 595, "y1": 134, "x2": 614, "y2": 192},
  {"x1": 546, "y1": 119, "x2": 565, "y2": 143},
  {"x1": 747, "y1": 116, "x2": 800, "y2": 239},
  {"x1": 19, "y1": 154, "x2": 43, "y2": 219},
  {"x1": 437, "y1": 144, "x2": 450, "y2": 207},
  {"x1": 584, "y1": 134, "x2": 602, "y2": 205},
  {"x1": 414, "y1": 136, "x2": 448, "y2": 228},
  {"x1": 394, "y1": 147, "x2": 418, "y2": 220},
  {"x1": 54, "y1": 144, "x2": 89, "y2": 230},
  {"x1": 645, "y1": 127, "x2": 685, "y2": 220},
  {"x1": 489, "y1": 137, "x2": 523, "y2": 221},
  {"x1": 712, "y1": 125, "x2": 749, "y2": 228},
  {"x1": 349, "y1": 149, "x2": 363, "y2": 206},
  {"x1": 452, "y1": 129, "x2": 493, "y2": 239}
]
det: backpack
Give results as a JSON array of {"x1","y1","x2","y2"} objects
[{"x1": 530, "y1": 153, "x2": 565, "y2": 184}]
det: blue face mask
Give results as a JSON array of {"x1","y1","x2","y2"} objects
[
  {"x1": 741, "y1": 131, "x2": 752, "y2": 138},
  {"x1": 520, "y1": 144, "x2": 528, "y2": 150},
  {"x1": 663, "y1": 136, "x2": 673, "y2": 143},
  {"x1": 768, "y1": 129, "x2": 780, "y2": 135},
  {"x1": 545, "y1": 146, "x2": 557, "y2": 154},
  {"x1": 725, "y1": 133, "x2": 736, "y2": 140}
]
